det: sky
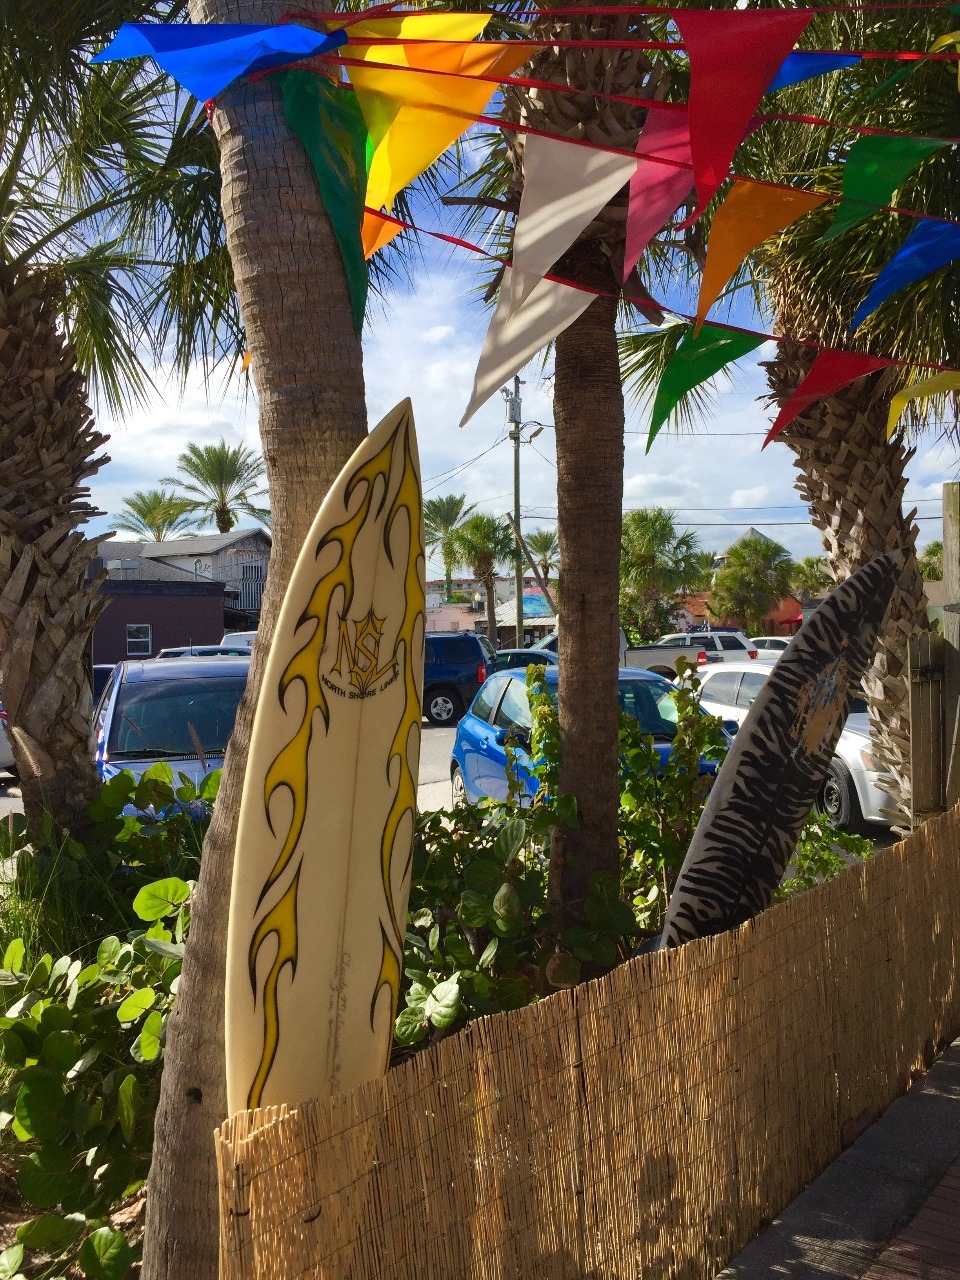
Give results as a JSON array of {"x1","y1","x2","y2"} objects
[{"x1": 86, "y1": 247, "x2": 959, "y2": 584}]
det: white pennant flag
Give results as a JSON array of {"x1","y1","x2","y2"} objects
[
  {"x1": 509, "y1": 134, "x2": 638, "y2": 313},
  {"x1": 459, "y1": 266, "x2": 594, "y2": 427}
]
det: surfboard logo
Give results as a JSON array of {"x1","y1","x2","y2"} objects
[{"x1": 326, "y1": 607, "x2": 401, "y2": 698}]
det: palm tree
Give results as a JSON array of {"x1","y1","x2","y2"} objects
[
  {"x1": 424, "y1": 493, "x2": 475, "y2": 600},
  {"x1": 110, "y1": 489, "x2": 200, "y2": 541},
  {"x1": 452, "y1": 513, "x2": 516, "y2": 645},
  {"x1": 619, "y1": 508, "x2": 706, "y2": 642},
  {"x1": 918, "y1": 541, "x2": 944, "y2": 582},
  {"x1": 163, "y1": 440, "x2": 269, "y2": 533},
  {"x1": 791, "y1": 556, "x2": 832, "y2": 605},
  {"x1": 525, "y1": 527, "x2": 560, "y2": 587},
  {"x1": 709, "y1": 535, "x2": 794, "y2": 635},
  {"x1": 0, "y1": 0, "x2": 242, "y2": 841}
]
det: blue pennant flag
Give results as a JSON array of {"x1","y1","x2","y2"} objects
[
  {"x1": 851, "y1": 218, "x2": 960, "y2": 332},
  {"x1": 768, "y1": 51, "x2": 861, "y2": 92},
  {"x1": 91, "y1": 22, "x2": 347, "y2": 101}
]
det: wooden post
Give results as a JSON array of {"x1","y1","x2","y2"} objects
[
  {"x1": 909, "y1": 633, "x2": 945, "y2": 826},
  {"x1": 942, "y1": 483, "x2": 960, "y2": 807}
]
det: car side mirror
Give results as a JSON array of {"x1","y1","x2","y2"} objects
[
  {"x1": 495, "y1": 727, "x2": 530, "y2": 749},
  {"x1": 722, "y1": 720, "x2": 740, "y2": 737}
]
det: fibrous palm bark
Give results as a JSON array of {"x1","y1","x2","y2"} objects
[
  {"x1": 500, "y1": 14, "x2": 660, "y2": 915},
  {"x1": 141, "y1": 1, "x2": 368, "y2": 1276},
  {"x1": 0, "y1": 268, "x2": 107, "y2": 835},
  {"x1": 766, "y1": 342, "x2": 927, "y2": 826}
]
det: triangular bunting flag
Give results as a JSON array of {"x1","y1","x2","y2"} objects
[
  {"x1": 328, "y1": 11, "x2": 490, "y2": 48},
  {"x1": 822, "y1": 134, "x2": 949, "y2": 241},
  {"x1": 767, "y1": 51, "x2": 860, "y2": 92},
  {"x1": 362, "y1": 210, "x2": 403, "y2": 259},
  {"x1": 623, "y1": 106, "x2": 693, "y2": 283},
  {"x1": 670, "y1": 8, "x2": 811, "y2": 212},
  {"x1": 851, "y1": 219, "x2": 960, "y2": 332},
  {"x1": 348, "y1": 42, "x2": 536, "y2": 210},
  {"x1": 278, "y1": 70, "x2": 369, "y2": 333},
  {"x1": 886, "y1": 371, "x2": 960, "y2": 438},
  {"x1": 91, "y1": 22, "x2": 346, "y2": 101},
  {"x1": 696, "y1": 181, "x2": 827, "y2": 330},
  {"x1": 647, "y1": 325, "x2": 764, "y2": 453},
  {"x1": 460, "y1": 268, "x2": 594, "y2": 427},
  {"x1": 510, "y1": 134, "x2": 637, "y2": 313},
  {"x1": 764, "y1": 349, "x2": 894, "y2": 446}
]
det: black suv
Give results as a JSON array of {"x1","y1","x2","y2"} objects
[{"x1": 423, "y1": 632, "x2": 491, "y2": 725}]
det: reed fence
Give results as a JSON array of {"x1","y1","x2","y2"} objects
[{"x1": 217, "y1": 806, "x2": 960, "y2": 1280}]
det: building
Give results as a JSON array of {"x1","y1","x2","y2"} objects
[
  {"x1": 90, "y1": 530, "x2": 271, "y2": 663},
  {"x1": 494, "y1": 589, "x2": 557, "y2": 648}
]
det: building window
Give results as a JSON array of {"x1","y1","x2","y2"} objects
[{"x1": 127, "y1": 624, "x2": 151, "y2": 657}]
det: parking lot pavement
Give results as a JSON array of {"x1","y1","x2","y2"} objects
[
  {"x1": 418, "y1": 724, "x2": 456, "y2": 812},
  {"x1": 0, "y1": 772, "x2": 22, "y2": 820}
]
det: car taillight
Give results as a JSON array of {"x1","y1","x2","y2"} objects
[
  {"x1": 696, "y1": 651, "x2": 708, "y2": 665},
  {"x1": 0, "y1": 709, "x2": 7, "y2": 722},
  {"x1": 748, "y1": 649, "x2": 758, "y2": 659},
  {"x1": 477, "y1": 663, "x2": 487, "y2": 683}
]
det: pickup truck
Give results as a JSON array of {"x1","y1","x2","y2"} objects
[{"x1": 624, "y1": 631, "x2": 757, "y2": 679}]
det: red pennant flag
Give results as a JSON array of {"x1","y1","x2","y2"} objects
[
  {"x1": 764, "y1": 349, "x2": 894, "y2": 447},
  {"x1": 671, "y1": 9, "x2": 812, "y2": 213}
]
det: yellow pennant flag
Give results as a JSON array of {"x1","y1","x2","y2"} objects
[
  {"x1": 361, "y1": 210, "x2": 403, "y2": 259},
  {"x1": 930, "y1": 30, "x2": 960, "y2": 90},
  {"x1": 886, "y1": 371, "x2": 960, "y2": 438},
  {"x1": 696, "y1": 180, "x2": 828, "y2": 331},
  {"x1": 345, "y1": 35, "x2": 537, "y2": 210},
  {"x1": 327, "y1": 12, "x2": 491, "y2": 53}
]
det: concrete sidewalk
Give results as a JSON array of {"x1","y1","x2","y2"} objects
[{"x1": 718, "y1": 1040, "x2": 960, "y2": 1279}]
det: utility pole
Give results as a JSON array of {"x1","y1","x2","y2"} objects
[{"x1": 503, "y1": 377, "x2": 524, "y2": 647}]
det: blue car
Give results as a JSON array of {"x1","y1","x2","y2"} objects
[
  {"x1": 94, "y1": 655, "x2": 250, "y2": 787},
  {"x1": 451, "y1": 666, "x2": 705, "y2": 806}
]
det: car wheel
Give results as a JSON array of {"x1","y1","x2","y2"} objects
[
  {"x1": 451, "y1": 765, "x2": 467, "y2": 808},
  {"x1": 818, "y1": 758, "x2": 863, "y2": 832},
  {"x1": 425, "y1": 688, "x2": 463, "y2": 726}
]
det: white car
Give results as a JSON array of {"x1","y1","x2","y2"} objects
[
  {"x1": 657, "y1": 630, "x2": 758, "y2": 661},
  {"x1": 751, "y1": 635, "x2": 793, "y2": 662},
  {"x1": 697, "y1": 661, "x2": 890, "y2": 831},
  {"x1": 221, "y1": 630, "x2": 257, "y2": 648}
]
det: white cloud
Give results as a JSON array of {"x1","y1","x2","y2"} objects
[{"x1": 83, "y1": 262, "x2": 960, "y2": 565}]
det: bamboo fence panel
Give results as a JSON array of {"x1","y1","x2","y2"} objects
[{"x1": 217, "y1": 807, "x2": 960, "y2": 1280}]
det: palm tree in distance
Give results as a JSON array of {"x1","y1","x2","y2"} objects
[
  {"x1": 163, "y1": 441, "x2": 269, "y2": 534},
  {"x1": 453, "y1": 513, "x2": 516, "y2": 647},
  {"x1": 110, "y1": 489, "x2": 200, "y2": 541},
  {"x1": 710, "y1": 536, "x2": 794, "y2": 636},
  {"x1": 424, "y1": 493, "x2": 475, "y2": 600},
  {"x1": 918, "y1": 540, "x2": 943, "y2": 582},
  {"x1": 790, "y1": 557, "x2": 832, "y2": 605},
  {"x1": 619, "y1": 508, "x2": 708, "y2": 642},
  {"x1": 525, "y1": 527, "x2": 560, "y2": 588}
]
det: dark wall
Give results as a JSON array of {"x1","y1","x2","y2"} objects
[{"x1": 93, "y1": 581, "x2": 225, "y2": 664}]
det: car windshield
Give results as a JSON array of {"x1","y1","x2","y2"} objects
[
  {"x1": 107, "y1": 676, "x2": 247, "y2": 760},
  {"x1": 544, "y1": 679, "x2": 678, "y2": 739}
]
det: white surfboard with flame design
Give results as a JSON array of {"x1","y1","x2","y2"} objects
[{"x1": 225, "y1": 401, "x2": 425, "y2": 1114}]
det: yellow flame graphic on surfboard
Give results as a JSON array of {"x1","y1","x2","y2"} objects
[{"x1": 226, "y1": 401, "x2": 424, "y2": 1113}]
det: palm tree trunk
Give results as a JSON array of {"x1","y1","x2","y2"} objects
[
  {"x1": 141, "y1": 2, "x2": 368, "y2": 1276},
  {"x1": 0, "y1": 268, "x2": 107, "y2": 842},
  {"x1": 485, "y1": 576, "x2": 498, "y2": 647},
  {"x1": 553, "y1": 268, "x2": 625, "y2": 920},
  {"x1": 766, "y1": 344, "x2": 927, "y2": 828}
]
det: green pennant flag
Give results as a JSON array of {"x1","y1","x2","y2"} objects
[
  {"x1": 821, "y1": 134, "x2": 949, "y2": 241},
  {"x1": 276, "y1": 70, "x2": 370, "y2": 334},
  {"x1": 647, "y1": 325, "x2": 764, "y2": 453}
]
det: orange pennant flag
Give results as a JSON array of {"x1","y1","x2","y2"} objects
[
  {"x1": 695, "y1": 180, "x2": 828, "y2": 331},
  {"x1": 362, "y1": 210, "x2": 403, "y2": 259}
]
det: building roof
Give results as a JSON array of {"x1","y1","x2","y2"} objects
[
  {"x1": 495, "y1": 590, "x2": 557, "y2": 627},
  {"x1": 137, "y1": 530, "x2": 270, "y2": 558},
  {"x1": 96, "y1": 541, "x2": 200, "y2": 584}
]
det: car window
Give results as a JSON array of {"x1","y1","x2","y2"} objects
[
  {"x1": 656, "y1": 635, "x2": 683, "y2": 646},
  {"x1": 470, "y1": 677, "x2": 506, "y2": 723},
  {"x1": 700, "y1": 670, "x2": 742, "y2": 706},
  {"x1": 107, "y1": 676, "x2": 247, "y2": 760},
  {"x1": 424, "y1": 640, "x2": 437, "y2": 666},
  {"x1": 495, "y1": 652, "x2": 522, "y2": 671},
  {"x1": 719, "y1": 635, "x2": 745, "y2": 651},
  {"x1": 493, "y1": 679, "x2": 533, "y2": 731},
  {"x1": 437, "y1": 637, "x2": 479, "y2": 664},
  {"x1": 736, "y1": 672, "x2": 767, "y2": 708},
  {"x1": 618, "y1": 681, "x2": 678, "y2": 738},
  {"x1": 699, "y1": 636, "x2": 718, "y2": 651},
  {"x1": 752, "y1": 638, "x2": 768, "y2": 650}
]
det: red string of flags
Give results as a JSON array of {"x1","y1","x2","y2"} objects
[{"x1": 91, "y1": 6, "x2": 960, "y2": 445}]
